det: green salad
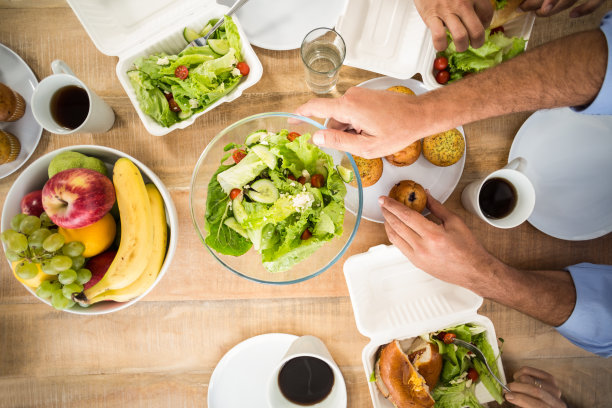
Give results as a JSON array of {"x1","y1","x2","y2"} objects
[
  {"x1": 127, "y1": 16, "x2": 246, "y2": 127},
  {"x1": 204, "y1": 129, "x2": 352, "y2": 273},
  {"x1": 429, "y1": 324, "x2": 504, "y2": 407}
]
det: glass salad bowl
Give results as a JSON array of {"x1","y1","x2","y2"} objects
[{"x1": 190, "y1": 112, "x2": 363, "y2": 284}]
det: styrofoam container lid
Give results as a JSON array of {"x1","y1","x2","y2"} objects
[
  {"x1": 336, "y1": 0, "x2": 535, "y2": 88},
  {"x1": 343, "y1": 244, "x2": 483, "y2": 342}
]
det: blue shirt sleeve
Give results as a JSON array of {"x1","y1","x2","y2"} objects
[{"x1": 556, "y1": 263, "x2": 612, "y2": 357}]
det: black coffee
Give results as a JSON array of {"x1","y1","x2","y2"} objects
[
  {"x1": 278, "y1": 356, "x2": 334, "y2": 405},
  {"x1": 50, "y1": 85, "x2": 89, "y2": 129},
  {"x1": 479, "y1": 177, "x2": 517, "y2": 219}
]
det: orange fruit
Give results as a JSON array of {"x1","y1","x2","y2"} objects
[{"x1": 58, "y1": 212, "x2": 116, "y2": 258}]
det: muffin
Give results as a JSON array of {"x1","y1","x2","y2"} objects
[
  {"x1": 385, "y1": 140, "x2": 422, "y2": 167},
  {"x1": 386, "y1": 85, "x2": 415, "y2": 95},
  {"x1": 0, "y1": 130, "x2": 21, "y2": 164},
  {"x1": 389, "y1": 180, "x2": 427, "y2": 213},
  {"x1": 350, "y1": 156, "x2": 383, "y2": 188},
  {"x1": 0, "y1": 83, "x2": 26, "y2": 122},
  {"x1": 422, "y1": 128, "x2": 465, "y2": 167}
]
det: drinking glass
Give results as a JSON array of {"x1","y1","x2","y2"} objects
[{"x1": 300, "y1": 28, "x2": 346, "y2": 94}]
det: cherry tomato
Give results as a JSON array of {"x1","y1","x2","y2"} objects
[
  {"x1": 287, "y1": 132, "x2": 301, "y2": 142},
  {"x1": 435, "y1": 70, "x2": 450, "y2": 85},
  {"x1": 433, "y1": 56, "x2": 448, "y2": 71},
  {"x1": 467, "y1": 367, "x2": 479, "y2": 382},
  {"x1": 168, "y1": 97, "x2": 181, "y2": 112},
  {"x1": 442, "y1": 332, "x2": 457, "y2": 344},
  {"x1": 490, "y1": 26, "x2": 505, "y2": 35},
  {"x1": 310, "y1": 174, "x2": 325, "y2": 188},
  {"x1": 287, "y1": 174, "x2": 296, "y2": 181},
  {"x1": 298, "y1": 176, "x2": 306, "y2": 185},
  {"x1": 163, "y1": 92, "x2": 173, "y2": 101},
  {"x1": 229, "y1": 188, "x2": 242, "y2": 200},
  {"x1": 236, "y1": 61, "x2": 250, "y2": 76},
  {"x1": 436, "y1": 332, "x2": 447, "y2": 341},
  {"x1": 232, "y1": 149, "x2": 247, "y2": 163},
  {"x1": 175, "y1": 65, "x2": 189, "y2": 80},
  {"x1": 301, "y1": 229, "x2": 312, "y2": 240}
]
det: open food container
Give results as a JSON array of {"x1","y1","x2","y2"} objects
[
  {"x1": 335, "y1": 0, "x2": 535, "y2": 89},
  {"x1": 66, "y1": 0, "x2": 263, "y2": 136},
  {"x1": 343, "y1": 245, "x2": 506, "y2": 408}
]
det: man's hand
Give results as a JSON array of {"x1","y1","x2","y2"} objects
[
  {"x1": 505, "y1": 366, "x2": 566, "y2": 407},
  {"x1": 379, "y1": 191, "x2": 501, "y2": 290},
  {"x1": 295, "y1": 87, "x2": 441, "y2": 158},
  {"x1": 519, "y1": 0, "x2": 605, "y2": 18},
  {"x1": 414, "y1": 0, "x2": 494, "y2": 52}
]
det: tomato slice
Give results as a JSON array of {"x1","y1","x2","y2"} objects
[
  {"x1": 310, "y1": 174, "x2": 325, "y2": 188},
  {"x1": 301, "y1": 229, "x2": 312, "y2": 240},
  {"x1": 229, "y1": 188, "x2": 242, "y2": 200},
  {"x1": 232, "y1": 149, "x2": 247, "y2": 163},
  {"x1": 297, "y1": 176, "x2": 306, "y2": 185},
  {"x1": 287, "y1": 174, "x2": 296, "y2": 181},
  {"x1": 467, "y1": 367, "x2": 479, "y2": 382},
  {"x1": 287, "y1": 132, "x2": 301, "y2": 142},
  {"x1": 435, "y1": 70, "x2": 450, "y2": 85},
  {"x1": 442, "y1": 332, "x2": 457, "y2": 344},
  {"x1": 433, "y1": 56, "x2": 448, "y2": 71},
  {"x1": 175, "y1": 65, "x2": 189, "y2": 80},
  {"x1": 236, "y1": 61, "x2": 250, "y2": 76},
  {"x1": 168, "y1": 97, "x2": 181, "y2": 112}
]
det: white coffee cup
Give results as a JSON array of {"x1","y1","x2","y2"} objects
[
  {"x1": 31, "y1": 60, "x2": 114, "y2": 134},
  {"x1": 268, "y1": 335, "x2": 347, "y2": 408},
  {"x1": 461, "y1": 157, "x2": 536, "y2": 228}
]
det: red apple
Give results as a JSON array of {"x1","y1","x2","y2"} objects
[
  {"x1": 20, "y1": 190, "x2": 44, "y2": 216},
  {"x1": 83, "y1": 250, "x2": 117, "y2": 290},
  {"x1": 42, "y1": 168, "x2": 115, "y2": 229}
]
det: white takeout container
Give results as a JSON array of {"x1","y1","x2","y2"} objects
[
  {"x1": 343, "y1": 245, "x2": 506, "y2": 408},
  {"x1": 66, "y1": 0, "x2": 263, "y2": 136},
  {"x1": 335, "y1": 0, "x2": 535, "y2": 89}
]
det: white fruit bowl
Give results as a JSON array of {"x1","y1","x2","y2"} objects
[{"x1": 1, "y1": 145, "x2": 178, "y2": 315}]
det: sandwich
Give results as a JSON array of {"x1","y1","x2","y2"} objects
[
  {"x1": 490, "y1": 0, "x2": 526, "y2": 28},
  {"x1": 374, "y1": 338, "x2": 443, "y2": 408}
]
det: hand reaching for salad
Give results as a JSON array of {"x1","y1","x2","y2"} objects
[{"x1": 505, "y1": 367, "x2": 566, "y2": 407}]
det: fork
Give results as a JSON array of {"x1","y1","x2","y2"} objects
[
  {"x1": 452, "y1": 338, "x2": 511, "y2": 393},
  {"x1": 184, "y1": 0, "x2": 250, "y2": 49}
]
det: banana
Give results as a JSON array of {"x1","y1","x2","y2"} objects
[
  {"x1": 88, "y1": 184, "x2": 167, "y2": 304},
  {"x1": 77, "y1": 158, "x2": 153, "y2": 302}
]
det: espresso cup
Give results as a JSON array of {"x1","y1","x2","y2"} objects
[
  {"x1": 268, "y1": 335, "x2": 347, "y2": 408},
  {"x1": 31, "y1": 60, "x2": 115, "y2": 134},
  {"x1": 461, "y1": 157, "x2": 536, "y2": 228}
]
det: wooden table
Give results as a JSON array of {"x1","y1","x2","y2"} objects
[{"x1": 1, "y1": 1, "x2": 611, "y2": 407}]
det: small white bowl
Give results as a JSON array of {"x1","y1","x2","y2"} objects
[{"x1": 1, "y1": 145, "x2": 178, "y2": 315}]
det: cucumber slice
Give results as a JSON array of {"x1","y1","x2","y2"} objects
[
  {"x1": 232, "y1": 198, "x2": 248, "y2": 224},
  {"x1": 208, "y1": 39, "x2": 230, "y2": 55},
  {"x1": 336, "y1": 165, "x2": 354, "y2": 183},
  {"x1": 199, "y1": 23, "x2": 213, "y2": 37},
  {"x1": 315, "y1": 160, "x2": 329, "y2": 179},
  {"x1": 183, "y1": 27, "x2": 200, "y2": 43},
  {"x1": 224, "y1": 217, "x2": 248, "y2": 239},
  {"x1": 247, "y1": 179, "x2": 279, "y2": 204},
  {"x1": 251, "y1": 145, "x2": 277, "y2": 169},
  {"x1": 245, "y1": 131, "x2": 268, "y2": 146}
]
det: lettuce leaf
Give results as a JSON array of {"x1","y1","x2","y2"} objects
[
  {"x1": 432, "y1": 382, "x2": 483, "y2": 408},
  {"x1": 225, "y1": 16, "x2": 243, "y2": 62},
  {"x1": 127, "y1": 70, "x2": 178, "y2": 127},
  {"x1": 473, "y1": 334, "x2": 504, "y2": 404}
]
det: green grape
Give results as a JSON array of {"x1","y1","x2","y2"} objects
[
  {"x1": 51, "y1": 255, "x2": 73, "y2": 272},
  {"x1": 51, "y1": 291, "x2": 70, "y2": 309},
  {"x1": 41, "y1": 259, "x2": 59, "y2": 275},
  {"x1": 62, "y1": 282, "x2": 83, "y2": 299},
  {"x1": 10, "y1": 213, "x2": 27, "y2": 231},
  {"x1": 36, "y1": 281, "x2": 54, "y2": 299},
  {"x1": 49, "y1": 280, "x2": 62, "y2": 291},
  {"x1": 6, "y1": 232, "x2": 28, "y2": 253},
  {"x1": 28, "y1": 228, "x2": 52, "y2": 248},
  {"x1": 15, "y1": 261, "x2": 38, "y2": 280},
  {"x1": 71, "y1": 255, "x2": 86, "y2": 270},
  {"x1": 5, "y1": 250, "x2": 24, "y2": 262},
  {"x1": 58, "y1": 268, "x2": 77, "y2": 285},
  {"x1": 39, "y1": 212, "x2": 53, "y2": 228},
  {"x1": 62, "y1": 241, "x2": 85, "y2": 257},
  {"x1": 42, "y1": 233, "x2": 65, "y2": 253},
  {"x1": 19, "y1": 215, "x2": 41, "y2": 235},
  {"x1": 76, "y1": 268, "x2": 92, "y2": 285}
]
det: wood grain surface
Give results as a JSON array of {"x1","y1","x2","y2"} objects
[{"x1": 1, "y1": 1, "x2": 611, "y2": 407}]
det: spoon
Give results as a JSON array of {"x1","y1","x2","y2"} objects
[
  {"x1": 452, "y1": 338, "x2": 511, "y2": 393},
  {"x1": 184, "y1": 0, "x2": 250, "y2": 50}
]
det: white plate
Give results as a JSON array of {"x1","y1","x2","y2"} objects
[
  {"x1": 509, "y1": 107, "x2": 612, "y2": 241},
  {"x1": 208, "y1": 333, "x2": 298, "y2": 408},
  {"x1": 345, "y1": 77, "x2": 465, "y2": 223},
  {"x1": 0, "y1": 43, "x2": 43, "y2": 179},
  {"x1": 218, "y1": 0, "x2": 347, "y2": 50}
]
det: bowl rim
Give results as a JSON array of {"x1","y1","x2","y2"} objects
[
  {"x1": 1, "y1": 144, "x2": 179, "y2": 315},
  {"x1": 189, "y1": 112, "x2": 363, "y2": 285}
]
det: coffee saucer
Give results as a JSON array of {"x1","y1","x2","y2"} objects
[{"x1": 208, "y1": 333, "x2": 298, "y2": 408}]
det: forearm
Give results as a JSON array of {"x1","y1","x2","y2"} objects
[{"x1": 469, "y1": 261, "x2": 576, "y2": 327}]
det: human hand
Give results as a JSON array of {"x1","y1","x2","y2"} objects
[
  {"x1": 413, "y1": 0, "x2": 494, "y2": 52},
  {"x1": 505, "y1": 366, "x2": 566, "y2": 407},
  {"x1": 379, "y1": 191, "x2": 501, "y2": 290},
  {"x1": 519, "y1": 0, "x2": 605, "y2": 18},
  {"x1": 295, "y1": 87, "x2": 433, "y2": 158}
]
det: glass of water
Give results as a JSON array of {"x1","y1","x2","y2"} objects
[{"x1": 300, "y1": 28, "x2": 346, "y2": 94}]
